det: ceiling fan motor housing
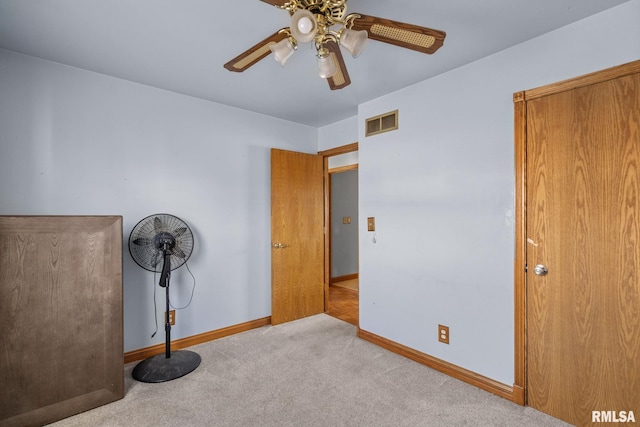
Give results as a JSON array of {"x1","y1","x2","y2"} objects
[{"x1": 290, "y1": 0, "x2": 347, "y2": 23}]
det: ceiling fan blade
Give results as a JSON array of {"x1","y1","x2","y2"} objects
[
  {"x1": 350, "y1": 14, "x2": 446, "y2": 55},
  {"x1": 260, "y1": 0, "x2": 288, "y2": 6},
  {"x1": 325, "y1": 40, "x2": 351, "y2": 90},
  {"x1": 224, "y1": 29, "x2": 289, "y2": 72}
]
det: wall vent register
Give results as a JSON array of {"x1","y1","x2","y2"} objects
[{"x1": 366, "y1": 110, "x2": 398, "y2": 137}]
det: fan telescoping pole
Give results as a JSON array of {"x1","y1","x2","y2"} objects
[{"x1": 160, "y1": 246, "x2": 172, "y2": 359}]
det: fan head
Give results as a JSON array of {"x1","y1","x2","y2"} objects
[{"x1": 129, "y1": 213, "x2": 194, "y2": 272}]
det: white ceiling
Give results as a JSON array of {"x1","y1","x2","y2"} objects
[{"x1": 0, "y1": 0, "x2": 630, "y2": 127}]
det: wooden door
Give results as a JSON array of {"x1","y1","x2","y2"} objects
[
  {"x1": 523, "y1": 65, "x2": 640, "y2": 425},
  {"x1": 271, "y1": 149, "x2": 325, "y2": 325}
]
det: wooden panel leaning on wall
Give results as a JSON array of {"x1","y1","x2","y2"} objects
[{"x1": 0, "y1": 216, "x2": 124, "y2": 427}]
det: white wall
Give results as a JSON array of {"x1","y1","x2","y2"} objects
[
  {"x1": 319, "y1": 115, "x2": 359, "y2": 169},
  {"x1": 0, "y1": 50, "x2": 317, "y2": 352},
  {"x1": 357, "y1": 0, "x2": 640, "y2": 386},
  {"x1": 318, "y1": 115, "x2": 357, "y2": 151}
]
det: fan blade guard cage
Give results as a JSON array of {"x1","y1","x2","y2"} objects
[{"x1": 129, "y1": 213, "x2": 194, "y2": 272}]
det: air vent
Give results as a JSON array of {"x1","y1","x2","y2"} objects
[{"x1": 365, "y1": 110, "x2": 398, "y2": 137}]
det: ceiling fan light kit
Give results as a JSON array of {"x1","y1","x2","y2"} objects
[
  {"x1": 224, "y1": 0, "x2": 446, "y2": 90},
  {"x1": 337, "y1": 27, "x2": 368, "y2": 58},
  {"x1": 317, "y1": 47, "x2": 337, "y2": 78},
  {"x1": 270, "y1": 37, "x2": 298, "y2": 66},
  {"x1": 290, "y1": 8, "x2": 318, "y2": 43}
]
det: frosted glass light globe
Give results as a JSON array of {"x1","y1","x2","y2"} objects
[
  {"x1": 290, "y1": 9, "x2": 317, "y2": 43},
  {"x1": 298, "y1": 16, "x2": 313, "y2": 34}
]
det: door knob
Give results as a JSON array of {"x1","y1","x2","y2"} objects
[
  {"x1": 533, "y1": 264, "x2": 548, "y2": 276},
  {"x1": 272, "y1": 242, "x2": 289, "y2": 249}
]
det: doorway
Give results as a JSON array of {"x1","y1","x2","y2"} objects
[{"x1": 319, "y1": 143, "x2": 359, "y2": 326}]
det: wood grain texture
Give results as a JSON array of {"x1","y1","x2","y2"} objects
[
  {"x1": 323, "y1": 155, "x2": 331, "y2": 313},
  {"x1": 271, "y1": 149, "x2": 324, "y2": 325},
  {"x1": 326, "y1": 285, "x2": 358, "y2": 326},
  {"x1": 524, "y1": 67, "x2": 640, "y2": 426},
  {"x1": 330, "y1": 273, "x2": 359, "y2": 284},
  {"x1": 350, "y1": 14, "x2": 445, "y2": 55},
  {"x1": 523, "y1": 60, "x2": 640, "y2": 101},
  {"x1": 0, "y1": 216, "x2": 123, "y2": 426},
  {"x1": 325, "y1": 40, "x2": 351, "y2": 90},
  {"x1": 223, "y1": 29, "x2": 288, "y2": 72},
  {"x1": 512, "y1": 93, "x2": 527, "y2": 405},
  {"x1": 318, "y1": 142, "x2": 358, "y2": 157},
  {"x1": 260, "y1": 0, "x2": 287, "y2": 6}
]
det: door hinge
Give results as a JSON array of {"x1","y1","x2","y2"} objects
[{"x1": 524, "y1": 263, "x2": 528, "y2": 273}]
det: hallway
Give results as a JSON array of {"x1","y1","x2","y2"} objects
[{"x1": 326, "y1": 280, "x2": 358, "y2": 326}]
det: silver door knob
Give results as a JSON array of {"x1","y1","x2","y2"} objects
[
  {"x1": 533, "y1": 264, "x2": 548, "y2": 276},
  {"x1": 272, "y1": 242, "x2": 289, "y2": 249}
]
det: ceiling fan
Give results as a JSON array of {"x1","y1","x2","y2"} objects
[{"x1": 223, "y1": 0, "x2": 446, "y2": 90}]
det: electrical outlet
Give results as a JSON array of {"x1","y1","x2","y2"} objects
[
  {"x1": 438, "y1": 324, "x2": 449, "y2": 344},
  {"x1": 166, "y1": 310, "x2": 176, "y2": 325}
]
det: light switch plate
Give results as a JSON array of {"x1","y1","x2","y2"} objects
[{"x1": 367, "y1": 217, "x2": 375, "y2": 231}]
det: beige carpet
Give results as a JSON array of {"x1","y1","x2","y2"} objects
[{"x1": 49, "y1": 315, "x2": 570, "y2": 427}]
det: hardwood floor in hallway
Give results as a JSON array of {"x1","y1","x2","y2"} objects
[{"x1": 326, "y1": 282, "x2": 358, "y2": 326}]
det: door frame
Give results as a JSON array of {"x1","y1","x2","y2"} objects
[
  {"x1": 513, "y1": 59, "x2": 640, "y2": 406},
  {"x1": 318, "y1": 142, "x2": 358, "y2": 311}
]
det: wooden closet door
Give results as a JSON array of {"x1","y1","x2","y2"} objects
[{"x1": 525, "y1": 69, "x2": 640, "y2": 425}]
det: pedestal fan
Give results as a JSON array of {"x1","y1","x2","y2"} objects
[{"x1": 128, "y1": 213, "x2": 200, "y2": 383}]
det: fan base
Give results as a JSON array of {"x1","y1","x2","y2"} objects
[{"x1": 132, "y1": 350, "x2": 201, "y2": 383}]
